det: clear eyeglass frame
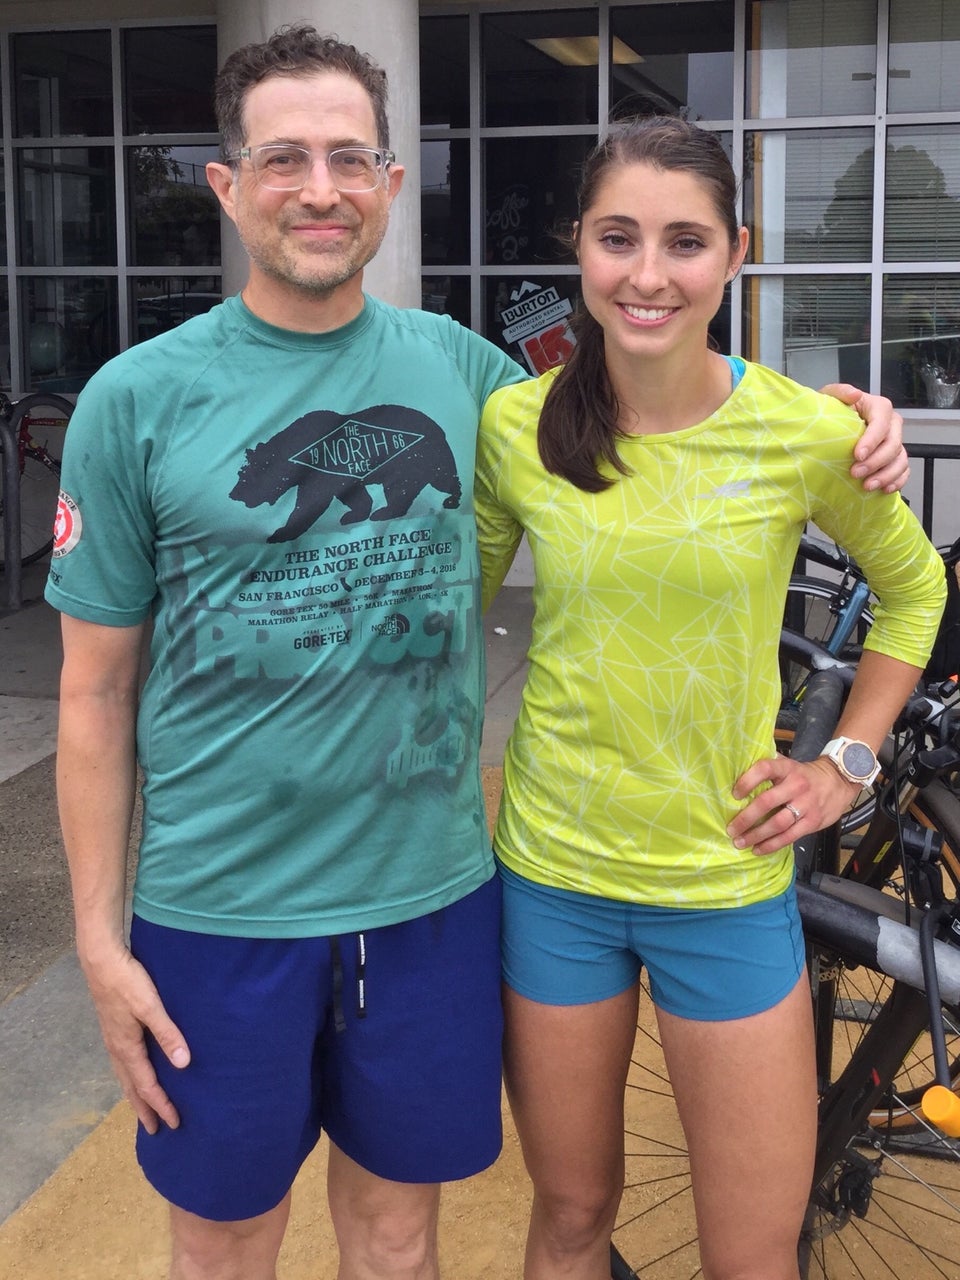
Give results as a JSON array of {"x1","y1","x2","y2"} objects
[{"x1": 227, "y1": 144, "x2": 396, "y2": 192}]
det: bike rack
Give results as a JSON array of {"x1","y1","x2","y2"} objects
[
  {"x1": 906, "y1": 442, "x2": 960, "y2": 540},
  {"x1": 0, "y1": 411, "x2": 22, "y2": 611}
]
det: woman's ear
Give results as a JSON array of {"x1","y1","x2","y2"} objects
[{"x1": 727, "y1": 226, "x2": 749, "y2": 281}]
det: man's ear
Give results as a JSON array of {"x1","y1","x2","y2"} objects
[
  {"x1": 206, "y1": 161, "x2": 239, "y2": 223},
  {"x1": 385, "y1": 163, "x2": 405, "y2": 205}
]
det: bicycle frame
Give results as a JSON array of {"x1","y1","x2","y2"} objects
[
  {"x1": 790, "y1": 535, "x2": 873, "y2": 657},
  {"x1": 789, "y1": 670, "x2": 960, "y2": 1211}
]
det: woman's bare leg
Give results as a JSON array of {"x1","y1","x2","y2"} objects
[
  {"x1": 657, "y1": 974, "x2": 817, "y2": 1280},
  {"x1": 503, "y1": 982, "x2": 641, "y2": 1280}
]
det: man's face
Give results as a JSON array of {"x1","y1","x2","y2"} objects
[{"x1": 208, "y1": 71, "x2": 403, "y2": 311}]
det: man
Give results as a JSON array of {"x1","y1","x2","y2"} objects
[{"x1": 46, "y1": 23, "x2": 907, "y2": 1280}]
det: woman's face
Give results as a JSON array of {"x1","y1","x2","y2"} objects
[{"x1": 576, "y1": 161, "x2": 748, "y2": 367}]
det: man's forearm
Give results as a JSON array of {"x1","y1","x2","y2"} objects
[{"x1": 57, "y1": 693, "x2": 139, "y2": 964}]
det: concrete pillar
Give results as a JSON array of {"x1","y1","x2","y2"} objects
[{"x1": 215, "y1": 0, "x2": 421, "y2": 309}]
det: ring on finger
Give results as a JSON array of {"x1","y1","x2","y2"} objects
[{"x1": 784, "y1": 802, "x2": 803, "y2": 824}]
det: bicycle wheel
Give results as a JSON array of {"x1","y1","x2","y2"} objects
[
  {"x1": 612, "y1": 966, "x2": 960, "y2": 1279},
  {"x1": 780, "y1": 577, "x2": 875, "y2": 709},
  {"x1": 613, "y1": 789, "x2": 960, "y2": 1278},
  {"x1": 801, "y1": 945, "x2": 960, "y2": 1279},
  {"x1": 0, "y1": 392, "x2": 71, "y2": 567},
  {"x1": 776, "y1": 715, "x2": 960, "y2": 1129},
  {"x1": 614, "y1": 972, "x2": 700, "y2": 1278}
]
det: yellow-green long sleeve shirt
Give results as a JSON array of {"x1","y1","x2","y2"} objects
[{"x1": 476, "y1": 361, "x2": 946, "y2": 908}]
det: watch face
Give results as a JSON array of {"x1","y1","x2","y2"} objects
[{"x1": 841, "y1": 741, "x2": 876, "y2": 779}]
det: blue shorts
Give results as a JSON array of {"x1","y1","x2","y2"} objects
[
  {"x1": 130, "y1": 876, "x2": 504, "y2": 1222},
  {"x1": 499, "y1": 862, "x2": 804, "y2": 1020}
]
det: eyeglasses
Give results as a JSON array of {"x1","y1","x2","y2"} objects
[{"x1": 227, "y1": 144, "x2": 395, "y2": 193}]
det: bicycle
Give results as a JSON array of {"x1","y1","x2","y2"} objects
[
  {"x1": 777, "y1": 530, "x2": 960, "y2": 844},
  {"x1": 781, "y1": 529, "x2": 960, "y2": 711},
  {"x1": 0, "y1": 390, "x2": 73, "y2": 569},
  {"x1": 609, "y1": 666, "x2": 960, "y2": 1280}
]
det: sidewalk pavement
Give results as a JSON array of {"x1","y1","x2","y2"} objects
[{"x1": 0, "y1": 565, "x2": 533, "y2": 1239}]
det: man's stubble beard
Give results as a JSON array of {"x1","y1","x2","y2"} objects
[{"x1": 246, "y1": 209, "x2": 390, "y2": 301}]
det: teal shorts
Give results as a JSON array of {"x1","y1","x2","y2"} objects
[{"x1": 498, "y1": 861, "x2": 804, "y2": 1020}]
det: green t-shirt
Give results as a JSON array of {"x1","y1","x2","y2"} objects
[
  {"x1": 46, "y1": 294, "x2": 524, "y2": 936},
  {"x1": 476, "y1": 361, "x2": 947, "y2": 909}
]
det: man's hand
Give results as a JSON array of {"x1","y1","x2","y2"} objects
[
  {"x1": 821, "y1": 383, "x2": 909, "y2": 494},
  {"x1": 82, "y1": 943, "x2": 191, "y2": 1133}
]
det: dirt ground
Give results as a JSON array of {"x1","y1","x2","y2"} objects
[{"x1": 0, "y1": 1103, "x2": 535, "y2": 1279}]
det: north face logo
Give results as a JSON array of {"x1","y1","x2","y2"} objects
[
  {"x1": 230, "y1": 404, "x2": 462, "y2": 542},
  {"x1": 291, "y1": 419, "x2": 425, "y2": 480}
]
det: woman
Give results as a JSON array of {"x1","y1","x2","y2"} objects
[{"x1": 475, "y1": 117, "x2": 946, "y2": 1280}]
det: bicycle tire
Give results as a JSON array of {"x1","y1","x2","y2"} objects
[
  {"x1": 0, "y1": 391, "x2": 72, "y2": 568},
  {"x1": 612, "y1": 799, "x2": 960, "y2": 1278},
  {"x1": 776, "y1": 709, "x2": 960, "y2": 1131},
  {"x1": 613, "y1": 962, "x2": 960, "y2": 1278},
  {"x1": 829, "y1": 779, "x2": 960, "y2": 1137},
  {"x1": 780, "y1": 576, "x2": 875, "y2": 709},
  {"x1": 800, "y1": 943, "x2": 960, "y2": 1278}
]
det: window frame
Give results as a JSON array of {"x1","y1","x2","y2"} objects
[{"x1": 0, "y1": 15, "x2": 219, "y2": 395}]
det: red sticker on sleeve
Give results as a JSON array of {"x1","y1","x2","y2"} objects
[{"x1": 52, "y1": 490, "x2": 82, "y2": 557}]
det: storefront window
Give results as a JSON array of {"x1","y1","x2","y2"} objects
[
  {"x1": 421, "y1": 276, "x2": 471, "y2": 329},
  {"x1": 123, "y1": 27, "x2": 217, "y2": 134},
  {"x1": 13, "y1": 30, "x2": 112, "y2": 137},
  {"x1": 484, "y1": 137, "x2": 586, "y2": 267},
  {"x1": 132, "y1": 276, "x2": 220, "y2": 345},
  {"x1": 746, "y1": 0, "x2": 877, "y2": 119},
  {"x1": 882, "y1": 274, "x2": 960, "y2": 409},
  {"x1": 420, "y1": 3, "x2": 960, "y2": 416},
  {"x1": 422, "y1": 140, "x2": 470, "y2": 266},
  {"x1": 884, "y1": 126, "x2": 960, "y2": 263},
  {"x1": 482, "y1": 9, "x2": 599, "y2": 128},
  {"x1": 744, "y1": 128, "x2": 874, "y2": 264},
  {"x1": 888, "y1": 0, "x2": 960, "y2": 112},
  {"x1": 420, "y1": 16, "x2": 470, "y2": 128},
  {"x1": 4, "y1": 23, "x2": 218, "y2": 392},
  {"x1": 21, "y1": 276, "x2": 118, "y2": 393},
  {"x1": 743, "y1": 274, "x2": 871, "y2": 389},
  {"x1": 611, "y1": 3, "x2": 735, "y2": 121},
  {"x1": 128, "y1": 145, "x2": 221, "y2": 267},
  {"x1": 19, "y1": 148, "x2": 116, "y2": 267}
]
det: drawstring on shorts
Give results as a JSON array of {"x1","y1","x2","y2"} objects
[{"x1": 356, "y1": 932, "x2": 367, "y2": 1019}]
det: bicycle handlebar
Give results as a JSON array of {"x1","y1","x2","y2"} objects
[
  {"x1": 803, "y1": 868, "x2": 960, "y2": 1139},
  {"x1": 779, "y1": 628, "x2": 857, "y2": 686},
  {"x1": 799, "y1": 874, "x2": 960, "y2": 1005},
  {"x1": 789, "y1": 669, "x2": 848, "y2": 762},
  {"x1": 798, "y1": 531, "x2": 859, "y2": 575}
]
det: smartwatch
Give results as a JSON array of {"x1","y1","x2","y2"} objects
[{"x1": 819, "y1": 737, "x2": 880, "y2": 787}]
